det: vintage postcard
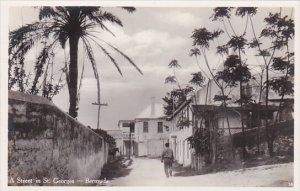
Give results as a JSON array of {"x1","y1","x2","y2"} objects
[{"x1": 0, "y1": 0, "x2": 299, "y2": 191}]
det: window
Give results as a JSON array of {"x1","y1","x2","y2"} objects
[
  {"x1": 158, "y1": 122, "x2": 163, "y2": 133},
  {"x1": 242, "y1": 83, "x2": 252, "y2": 97},
  {"x1": 122, "y1": 122, "x2": 131, "y2": 127},
  {"x1": 143, "y1": 122, "x2": 148, "y2": 133}
]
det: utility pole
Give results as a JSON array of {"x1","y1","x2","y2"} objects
[
  {"x1": 129, "y1": 129, "x2": 131, "y2": 159},
  {"x1": 128, "y1": 122, "x2": 134, "y2": 159},
  {"x1": 92, "y1": 102, "x2": 108, "y2": 129}
]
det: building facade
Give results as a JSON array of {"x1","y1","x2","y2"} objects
[
  {"x1": 118, "y1": 120, "x2": 136, "y2": 157},
  {"x1": 134, "y1": 100, "x2": 170, "y2": 157},
  {"x1": 167, "y1": 100, "x2": 193, "y2": 167},
  {"x1": 166, "y1": 76, "x2": 292, "y2": 168}
]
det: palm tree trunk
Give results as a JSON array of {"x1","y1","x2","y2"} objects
[{"x1": 68, "y1": 34, "x2": 79, "y2": 118}]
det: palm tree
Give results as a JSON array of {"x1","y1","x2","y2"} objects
[{"x1": 9, "y1": 6, "x2": 143, "y2": 118}]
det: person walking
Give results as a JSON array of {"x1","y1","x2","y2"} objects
[{"x1": 161, "y1": 142, "x2": 174, "y2": 178}]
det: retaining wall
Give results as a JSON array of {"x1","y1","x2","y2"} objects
[{"x1": 8, "y1": 91, "x2": 108, "y2": 185}]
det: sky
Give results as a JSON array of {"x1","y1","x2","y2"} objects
[{"x1": 8, "y1": 6, "x2": 294, "y2": 130}]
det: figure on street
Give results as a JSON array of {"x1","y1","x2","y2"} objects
[{"x1": 161, "y1": 142, "x2": 174, "y2": 178}]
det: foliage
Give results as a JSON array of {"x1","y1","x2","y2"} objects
[
  {"x1": 211, "y1": 7, "x2": 234, "y2": 21},
  {"x1": 226, "y1": 35, "x2": 248, "y2": 53},
  {"x1": 189, "y1": 47, "x2": 201, "y2": 57},
  {"x1": 188, "y1": 6, "x2": 294, "y2": 161},
  {"x1": 88, "y1": 126, "x2": 115, "y2": 145},
  {"x1": 269, "y1": 77, "x2": 293, "y2": 97},
  {"x1": 216, "y1": 55, "x2": 251, "y2": 87},
  {"x1": 235, "y1": 7, "x2": 257, "y2": 17},
  {"x1": 162, "y1": 86, "x2": 194, "y2": 116},
  {"x1": 165, "y1": 76, "x2": 177, "y2": 85},
  {"x1": 168, "y1": 59, "x2": 181, "y2": 68},
  {"x1": 177, "y1": 117, "x2": 192, "y2": 129},
  {"x1": 191, "y1": 28, "x2": 223, "y2": 49},
  {"x1": 189, "y1": 72, "x2": 205, "y2": 87},
  {"x1": 9, "y1": 6, "x2": 142, "y2": 118},
  {"x1": 187, "y1": 127, "x2": 210, "y2": 155}
]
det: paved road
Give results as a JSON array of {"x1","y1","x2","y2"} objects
[{"x1": 110, "y1": 157, "x2": 293, "y2": 187}]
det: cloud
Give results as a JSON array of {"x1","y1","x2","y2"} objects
[
  {"x1": 94, "y1": 24, "x2": 188, "y2": 58},
  {"x1": 80, "y1": 25, "x2": 189, "y2": 81},
  {"x1": 129, "y1": 29, "x2": 187, "y2": 56},
  {"x1": 156, "y1": 10, "x2": 202, "y2": 27}
]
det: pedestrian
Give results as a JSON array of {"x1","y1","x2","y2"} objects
[{"x1": 161, "y1": 142, "x2": 174, "y2": 178}]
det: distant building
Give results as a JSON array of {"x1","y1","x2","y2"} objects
[
  {"x1": 134, "y1": 98, "x2": 171, "y2": 157},
  {"x1": 118, "y1": 120, "x2": 135, "y2": 157}
]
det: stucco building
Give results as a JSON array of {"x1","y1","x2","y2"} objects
[
  {"x1": 167, "y1": 75, "x2": 293, "y2": 168},
  {"x1": 134, "y1": 98, "x2": 171, "y2": 157}
]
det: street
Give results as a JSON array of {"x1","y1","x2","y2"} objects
[{"x1": 110, "y1": 158, "x2": 293, "y2": 187}]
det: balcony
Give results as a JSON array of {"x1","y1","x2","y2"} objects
[{"x1": 122, "y1": 132, "x2": 136, "y2": 140}]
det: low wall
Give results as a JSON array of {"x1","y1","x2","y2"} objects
[{"x1": 8, "y1": 91, "x2": 108, "y2": 185}]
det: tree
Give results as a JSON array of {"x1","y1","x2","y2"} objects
[
  {"x1": 262, "y1": 13, "x2": 294, "y2": 155},
  {"x1": 166, "y1": 59, "x2": 182, "y2": 89},
  {"x1": 191, "y1": 26, "x2": 236, "y2": 161},
  {"x1": 163, "y1": 59, "x2": 195, "y2": 115},
  {"x1": 163, "y1": 86, "x2": 194, "y2": 116},
  {"x1": 245, "y1": 8, "x2": 294, "y2": 156},
  {"x1": 216, "y1": 54, "x2": 252, "y2": 158},
  {"x1": 209, "y1": 7, "x2": 294, "y2": 157},
  {"x1": 190, "y1": 72, "x2": 205, "y2": 88},
  {"x1": 9, "y1": 6, "x2": 143, "y2": 118}
]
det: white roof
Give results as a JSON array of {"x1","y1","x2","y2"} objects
[{"x1": 135, "y1": 103, "x2": 165, "y2": 119}]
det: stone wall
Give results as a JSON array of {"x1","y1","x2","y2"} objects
[{"x1": 8, "y1": 91, "x2": 109, "y2": 185}]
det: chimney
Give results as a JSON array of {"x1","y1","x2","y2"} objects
[{"x1": 150, "y1": 97, "x2": 155, "y2": 117}]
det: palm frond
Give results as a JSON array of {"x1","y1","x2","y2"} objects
[
  {"x1": 79, "y1": 6, "x2": 99, "y2": 15},
  {"x1": 9, "y1": 22, "x2": 47, "y2": 58},
  {"x1": 54, "y1": 31, "x2": 68, "y2": 48},
  {"x1": 83, "y1": 19, "x2": 116, "y2": 37},
  {"x1": 81, "y1": 37, "x2": 100, "y2": 80},
  {"x1": 88, "y1": 37, "x2": 123, "y2": 76},
  {"x1": 82, "y1": 37, "x2": 101, "y2": 105},
  {"x1": 30, "y1": 40, "x2": 58, "y2": 94},
  {"x1": 121, "y1": 7, "x2": 136, "y2": 13},
  {"x1": 39, "y1": 7, "x2": 57, "y2": 20},
  {"x1": 77, "y1": 58, "x2": 85, "y2": 104},
  {"x1": 98, "y1": 39, "x2": 143, "y2": 75},
  {"x1": 100, "y1": 11, "x2": 123, "y2": 26}
]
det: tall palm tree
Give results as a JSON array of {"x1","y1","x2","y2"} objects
[{"x1": 9, "y1": 6, "x2": 143, "y2": 118}]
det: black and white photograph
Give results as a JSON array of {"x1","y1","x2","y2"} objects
[{"x1": 0, "y1": 0, "x2": 299, "y2": 190}]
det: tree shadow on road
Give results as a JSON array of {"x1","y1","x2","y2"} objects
[
  {"x1": 100, "y1": 157, "x2": 133, "y2": 180},
  {"x1": 172, "y1": 163, "x2": 198, "y2": 177}
]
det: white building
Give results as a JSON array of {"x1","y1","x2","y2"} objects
[
  {"x1": 167, "y1": 74, "x2": 293, "y2": 169},
  {"x1": 117, "y1": 120, "x2": 135, "y2": 157},
  {"x1": 167, "y1": 99, "x2": 193, "y2": 167},
  {"x1": 134, "y1": 98, "x2": 171, "y2": 157}
]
